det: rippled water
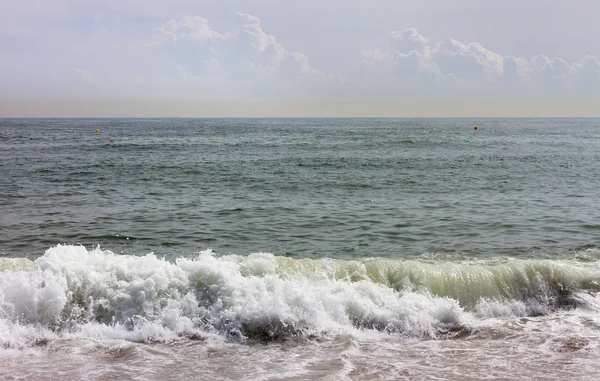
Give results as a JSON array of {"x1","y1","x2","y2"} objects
[
  {"x1": 1, "y1": 118, "x2": 600, "y2": 380},
  {"x1": 2, "y1": 118, "x2": 600, "y2": 258}
]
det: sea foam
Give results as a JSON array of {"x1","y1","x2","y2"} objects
[{"x1": 0, "y1": 245, "x2": 598, "y2": 348}]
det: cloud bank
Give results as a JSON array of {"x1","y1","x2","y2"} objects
[
  {"x1": 0, "y1": 4, "x2": 598, "y2": 116},
  {"x1": 356, "y1": 27, "x2": 600, "y2": 97},
  {"x1": 146, "y1": 16, "x2": 600, "y2": 100},
  {"x1": 130, "y1": 14, "x2": 600, "y2": 100}
]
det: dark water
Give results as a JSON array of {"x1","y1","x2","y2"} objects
[{"x1": 1, "y1": 118, "x2": 600, "y2": 258}]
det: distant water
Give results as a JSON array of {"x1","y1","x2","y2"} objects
[{"x1": 1, "y1": 118, "x2": 600, "y2": 380}]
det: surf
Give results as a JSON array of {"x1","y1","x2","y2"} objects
[{"x1": 1, "y1": 244, "x2": 599, "y2": 349}]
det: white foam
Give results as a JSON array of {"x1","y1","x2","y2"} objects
[{"x1": 0, "y1": 244, "x2": 599, "y2": 349}]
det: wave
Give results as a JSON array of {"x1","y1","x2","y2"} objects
[{"x1": 1, "y1": 245, "x2": 599, "y2": 348}]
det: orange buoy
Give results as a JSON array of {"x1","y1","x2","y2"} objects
[
  {"x1": 95, "y1": 129, "x2": 100, "y2": 133},
  {"x1": 473, "y1": 125, "x2": 478, "y2": 131}
]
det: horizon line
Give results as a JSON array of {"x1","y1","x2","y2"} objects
[
  {"x1": 2, "y1": 98, "x2": 599, "y2": 118},
  {"x1": 2, "y1": 116, "x2": 600, "y2": 119}
]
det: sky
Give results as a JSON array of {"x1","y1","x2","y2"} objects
[{"x1": 0, "y1": 0, "x2": 599, "y2": 117}]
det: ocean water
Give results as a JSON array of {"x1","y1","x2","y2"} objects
[{"x1": 1, "y1": 118, "x2": 600, "y2": 380}]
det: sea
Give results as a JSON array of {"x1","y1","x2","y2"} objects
[{"x1": 1, "y1": 117, "x2": 600, "y2": 380}]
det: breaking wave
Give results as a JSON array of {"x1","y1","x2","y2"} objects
[{"x1": 1, "y1": 245, "x2": 599, "y2": 348}]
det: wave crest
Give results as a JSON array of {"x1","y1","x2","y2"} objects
[{"x1": 0, "y1": 245, "x2": 599, "y2": 347}]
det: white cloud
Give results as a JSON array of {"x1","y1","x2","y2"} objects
[
  {"x1": 155, "y1": 16, "x2": 232, "y2": 44},
  {"x1": 390, "y1": 27, "x2": 429, "y2": 54},
  {"x1": 501, "y1": 56, "x2": 532, "y2": 83},
  {"x1": 148, "y1": 12, "x2": 342, "y2": 96},
  {"x1": 1, "y1": 3, "x2": 597, "y2": 104},
  {"x1": 359, "y1": 27, "x2": 600, "y2": 93},
  {"x1": 360, "y1": 49, "x2": 391, "y2": 66},
  {"x1": 236, "y1": 12, "x2": 286, "y2": 61},
  {"x1": 73, "y1": 69, "x2": 95, "y2": 83},
  {"x1": 575, "y1": 55, "x2": 600, "y2": 85},
  {"x1": 434, "y1": 38, "x2": 504, "y2": 80}
]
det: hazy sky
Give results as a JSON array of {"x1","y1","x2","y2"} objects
[{"x1": 1, "y1": 0, "x2": 599, "y2": 116}]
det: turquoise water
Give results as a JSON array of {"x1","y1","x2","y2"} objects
[{"x1": 1, "y1": 118, "x2": 600, "y2": 380}]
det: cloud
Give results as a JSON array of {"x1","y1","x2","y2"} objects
[
  {"x1": 73, "y1": 69, "x2": 95, "y2": 83},
  {"x1": 148, "y1": 12, "x2": 342, "y2": 97},
  {"x1": 359, "y1": 27, "x2": 600, "y2": 94},
  {"x1": 359, "y1": 49, "x2": 391, "y2": 66},
  {"x1": 434, "y1": 38, "x2": 504, "y2": 80},
  {"x1": 236, "y1": 12, "x2": 286, "y2": 61},
  {"x1": 575, "y1": 55, "x2": 600, "y2": 84},
  {"x1": 1, "y1": 3, "x2": 597, "y2": 105},
  {"x1": 152, "y1": 16, "x2": 232, "y2": 45},
  {"x1": 390, "y1": 27, "x2": 429, "y2": 54}
]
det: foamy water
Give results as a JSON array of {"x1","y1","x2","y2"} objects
[{"x1": 1, "y1": 245, "x2": 600, "y2": 379}]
